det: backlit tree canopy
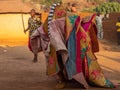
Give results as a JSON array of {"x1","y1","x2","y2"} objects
[{"x1": 94, "y1": 2, "x2": 120, "y2": 14}]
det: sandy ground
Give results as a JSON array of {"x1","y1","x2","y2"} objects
[{"x1": 0, "y1": 40, "x2": 120, "y2": 90}]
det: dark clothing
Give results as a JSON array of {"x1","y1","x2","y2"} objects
[{"x1": 117, "y1": 32, "x2": 120, "y2": 45}]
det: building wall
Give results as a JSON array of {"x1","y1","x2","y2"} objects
[
  {"x1": 0, "y1": 0, "x2": 33, "y2": 13},
  {"x1": 103, "y1": 13, "x2": 120, "y2": 42}
]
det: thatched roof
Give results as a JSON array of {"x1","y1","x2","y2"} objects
[{"x1": 0, "y1": 0, "x2": 33, "y2": 13}]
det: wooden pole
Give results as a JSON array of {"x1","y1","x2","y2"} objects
[{"x1": 21, "y1": 11, "x2": 25, "y2": 31}]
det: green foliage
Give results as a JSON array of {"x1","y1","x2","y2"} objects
[{"x1": 93, "y1": 2, "x2": 120, "y2": 14}]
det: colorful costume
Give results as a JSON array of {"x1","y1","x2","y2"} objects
[
  {"x1": 31, "y1": 2, "x2": 115, "y2": 88},
  {"x1": 66, "y1": 15, "x2": 113, "y2": 87}
]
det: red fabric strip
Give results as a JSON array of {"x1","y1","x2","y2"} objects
[{"x1": 75, "y1": 17, "x2": 82, "y2": 73}]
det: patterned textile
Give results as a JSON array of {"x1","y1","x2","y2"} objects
[
  {"x1": 49, "y1": 17, "x2": 68, "y2": 63},
  {"x1": 48, "y1": 2, "x2": 60, "y2": 37},
  {"x1": 88, "y1": 22, "x2": 99, "y2": 52},
  {"x1": 31, "y1": 3, "x2": 115, "y2": 88},
  {"x1": 28, "y1": 17, "x2": 41, "y2": 36},
  {"x1": 66, "y1": 16, "x2": 114, "y2": 88},
  {"x1": 48, "y1": 3, "x2": 66, "y2": 36},
  {"x1": 31, "y1": 22, "x2": 63, "y2": 75},
  {"x1": 65, "y1": 14, "x2": 78, "y2": 41},
  {"x1": 82, "y1": 14, "x2": 99, "y2": 52},
  {"x1": 31, "y1": 25, "x2": 49, "y2": 54},
  {"x1": 28, "y1": 37, "x2": 33, "y2": 52},
  {"x1": 42, "y1": 2, "x2": 67, "y2": 76},
  {"x1": 43, "y1": 2, "x2": 66, "y2": 36},
  {"x1": 47, "y1": 44, "x2": 59, "y2": 76},
  {"x1": 27, "y1": 17, "x2": 42, "y2": 52}
]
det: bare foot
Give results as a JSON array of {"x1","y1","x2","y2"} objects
[{"x1": 33, "y1": 53, "x2": 38, "y2": 63}]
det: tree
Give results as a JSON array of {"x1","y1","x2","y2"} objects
[{"x1": 93, "y1": 2, "x2": 120, "y2": 14}]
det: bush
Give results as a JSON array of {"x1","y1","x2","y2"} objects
[{"x1": 93, "y1": 2, "x2": 120, "y2": 14}]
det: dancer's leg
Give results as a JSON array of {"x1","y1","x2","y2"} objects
[
  {"x1": 55, "y1": 52, "x2": 67, "y2": 89},
  {"x1": 33, "y1": 53, "x2": 38, "y2": 62}
]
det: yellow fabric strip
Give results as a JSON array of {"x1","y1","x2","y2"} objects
[{"x1": 116, "y1": 22, "x2": 120, "y2": 26}]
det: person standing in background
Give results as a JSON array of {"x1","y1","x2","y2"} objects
[
  {"x1": 24, "y1": 9, "x2": 42, "y2": 62},
  {"x1": 96, "y1": 12, "x2": 103, "y2": 39},
  {"x1": 71, "y1": 3, "x2": 77, "y2": 13},
  {"x1": 66, "y1": 2, "x2": 71, "y2": 12},
  {"x1": 116, "y1": 17, "x2": 120, "y2": 45}
]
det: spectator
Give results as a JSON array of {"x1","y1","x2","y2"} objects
[
  {"x1": 24, "y1": 9, "x2": 42, "y2": 62},
  {"x1": 71, "y1": 3, "x2": 77, "y2": 13},
  {"x1": 96, "y1": 12, "x2": 103, "y2": 39},
  {"x1": 66, "y1": 2, "x2": 71, "y2": 12}
]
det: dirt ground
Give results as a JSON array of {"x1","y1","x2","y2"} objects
[{"x1": 0, "y1": 40, "x2": 120, "y2": 90}]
